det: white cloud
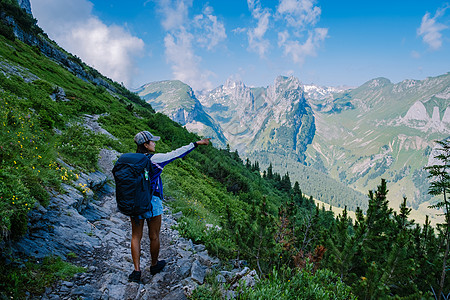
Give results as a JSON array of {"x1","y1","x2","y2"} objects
[
  {"x1": 164, "y1": 29, "x2": 214, "y2": 91},
  {"x1": 276, "y1": 0, "x2": 321, "y2": 29},
  {"x1": 244, "y1": 0, "x2": 327, "y2": 65},
  {"x1": 417, "y1": 5, "x2": 449, "y2": 50},
  {"x1": 247, "y1": 0, "x2": 271, "y2": 57},
  {"x1": 280, "y1": 28, "x2": 327, "y2": 64},
  {"x1": 70, "y1": 19, "x2": 145, "y2": 85},
  {"x1": 156, "y1": 0, "x2": 225, "y2": 90},
  {"x1": 245, "y1": 0, "x2": 328, "y2": 66},
  {"x1": 193, "y1": 6, "x2": 227, "y2": 50},
  {"x1": 157, "y1": 0, "x2": 192, "y2": 30},
  {"x1": 30, "y1": 0, "x2": 144, "y2": 87}
]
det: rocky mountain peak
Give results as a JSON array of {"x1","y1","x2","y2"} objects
[
  {"x1": 203, "y1": 78, "x2": 253, "y2": 110},
  {"x1": 224, "y1": 78, "x2": 245, "y2": 90},
  {"x1": 365, "y1": 77, "x2": 392, "y2": 89},
  {"x1": 273, "y1": 75, "x2": 302, "y2": 93},
  {"x1": 266, "y1": 75, "x2": 304, "y2": 107}
]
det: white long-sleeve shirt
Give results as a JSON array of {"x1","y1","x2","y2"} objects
[{"x1": 149, "y1": 142, "x2": 196, "y2": 199}]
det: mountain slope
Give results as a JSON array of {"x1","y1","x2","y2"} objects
[
  {"x1": 198, "y1": 76, "x2": 315, "y2": 161},
  {"x1": 306, "y1": 74, "x2": 450, "y2": 223},
  {"x1": 141, "y1": 76, "x2": 317, "y2": 162},
  {"x1": 137, "y1": 80, "x2": 227, "y2": 148}
]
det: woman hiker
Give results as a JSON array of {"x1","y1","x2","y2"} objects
[{"x1": 128, "y1": 131, "x2": 211, "y2": 283}]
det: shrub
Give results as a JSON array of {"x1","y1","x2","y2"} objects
[{"x1": 239, "y1": 264, "x2": 356, "y2": 300}]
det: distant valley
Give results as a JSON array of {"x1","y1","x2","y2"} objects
[{"x1": 137, "y1": 73, "x2": 450, "y2": 224}]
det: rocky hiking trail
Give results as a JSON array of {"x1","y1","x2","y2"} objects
[{"x1": 5, "y1": 148, "x2": 258, "y2": 300}]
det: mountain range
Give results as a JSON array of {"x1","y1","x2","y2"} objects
[{"x1": 138, "y1": 73, "x2": 450, "y2": 224}]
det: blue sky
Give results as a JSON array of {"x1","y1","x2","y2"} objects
[{"x1": 30, "y1": 0, "x2": 449, "y2": 91}]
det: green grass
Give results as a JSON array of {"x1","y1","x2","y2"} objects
[{"x1": 0, "y1": 255, "x2": 85, "y2": 299}]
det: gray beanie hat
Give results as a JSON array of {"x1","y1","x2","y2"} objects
[{"x1": 134, "y1": 131, "x2": 160, "y2": 145}]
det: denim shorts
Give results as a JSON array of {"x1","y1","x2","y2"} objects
[{"x1": 135, "y1": 195, "x2": 163, "y2": 219}]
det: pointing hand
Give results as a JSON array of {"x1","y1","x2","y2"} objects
[{"x1": 196, "y1": 138, "x2": 211, "y2": 146}]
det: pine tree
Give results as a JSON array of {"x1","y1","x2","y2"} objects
[
  {"x1": 252, "y1": 160, "x2": 260, "y2": 172},
  {"x1": 239, "y1": 196, "x2": 277, "y2": 274},
  {"x1": 325, "y1": 206, "x2": 357, "y2": 281},
  {"x1": 414, "y1": 215, "x2": 440, "y2": 293},
  {"x1": 267, "y1": 163, "x2": 273, "y2": 179},
  {"x1": 293, "y1": 181, "x2": 303, "y2": 206},
  {"x1": 393, "y1": 197, "x2": 415, "y2": 230},
  {"x1": 364, "y1": 179, "x2": 394, "y2": 264},
  {"x1": 245, "y1": 158, "x2": 251, "y2": 169},
  {"x1": 275, "y1": 199, "x2": 297, "y2": 267},
  {"x1": 424, "y1": 139, "x2": 450, "y2": 299},
  {"x1": 379, "y1": 197, "x2": 419, "y2": 297},
  {"x1": 281, "y1": 172, "x2": 292, "y2": 193}
]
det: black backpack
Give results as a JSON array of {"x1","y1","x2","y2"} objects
[{"x1": 112, "y1": 153, "x2": 154, "y2": 216}]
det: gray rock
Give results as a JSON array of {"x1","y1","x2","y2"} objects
[
  {"x1": 140, "y1": 288, "x2": 160, "y2": 299},
  {"x1": 82, "y1": 114, "x2": 117, "y2": 141},
  {"x1": 98, "y1": 148, "x2": 120, "y2": 179},
  {"x1": 62, "y1": 281, "x2": 74, "y2": 287},
  {"x1": 176, "y1": 248, "x2": 193, "y2": 259},
  {"x1": 82, "y1": 203, "x2": 109, "y2": 222},
  {"x1": 172, "y1": 211, "x2": 183, "y2": 220},
  {"x1": 18, "y1": 0, "x2": 32, "y2": 14},
  {"x1": 71, "y1": 284, "x2": 103, "y2": 299},
  {"x1": 177, "y1": 258, "x2": 193, "y2": 277},
  {"x1": 196, "y1": 250, "x2": 219, "y2": 267},
  {"x1": 162, "y1": 288, "x2": 187, "y2": 300},
  {"x1": 181, "y1": 278, "x2": 199, "y2": 298},
  {"x1": 236, "y1": 267, "x2": 250, "y2": 277},
  {"x1": 88, "y1": 266, "x2": 97, "y2": 272},
  {"x1": 193, "y1": 244, "x2": 206, "y2": 252},
  {"x1": 216, "y1": 274, "x2": 226, "y2": 283},
  {"x1": 103, "y1": 284, "x2": 126, "y2": 300},
  {"x1": 190, "y1": 260, "x2": 206, "y2": 284},
  {"x1": 220, "y1": 271, "x2": 235, "y2": 281},
  {"x1": 238, "y1": 270, "x2": 259, "y2": 288},
  {"x1": 28, "y1": 203, "x2": 47, "y2": 223},
  {"x1": 152, "y1": 272, "x2": 166, "y2": 283},
  {"x1": 178, "y1": 238, "x2": 194, "y2": 251},
  {"x1": 226, "y1": 290, "x2": 237, "y2": 299},
  {"x1": 50, "y1": 87, "x2": 69, "y2": 102},
  {"x1": 59, "y1": 284, "x2": 71, "y2": 293}
]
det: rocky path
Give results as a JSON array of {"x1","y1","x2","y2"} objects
[
  {"x1": 4, "y1": 148, "x2": 257, "y2": 299},
  {"x1": 39, "y1": 190, "x2": 217, "y2": 300}
]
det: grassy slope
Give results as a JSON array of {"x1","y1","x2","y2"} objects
[{"x1": 0, "y1": 31, "x2": 290, "y2": 253}]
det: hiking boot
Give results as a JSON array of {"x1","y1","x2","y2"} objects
[
  {"x1": 128, "y1": 270, "x2": 141, "y2": 283},
  {"x1": 150, "y1": 260, "x2": 166, "y2": 275}
]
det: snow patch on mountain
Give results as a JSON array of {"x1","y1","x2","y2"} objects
[{"x1": 302, "y1": 84, "x2": 347, "y2": 100}]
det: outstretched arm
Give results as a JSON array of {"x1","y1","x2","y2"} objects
[{"x1": 151, "y1": 138, "x2": 211, "y2": 167}]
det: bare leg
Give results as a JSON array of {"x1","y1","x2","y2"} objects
[
  {"x1": 130, "y1": 218, "x2": 145, "y2": 271},
  {"x1": 147, "y1": 215, "x2": 162, "y2": 266}
]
